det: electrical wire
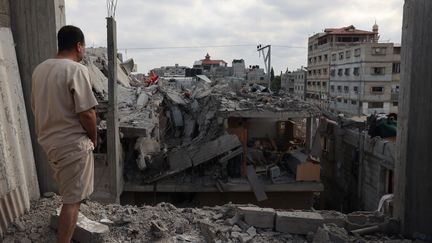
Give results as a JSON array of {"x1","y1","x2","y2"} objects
[{"x1": 118, "y1": 44, "x2": 306, "y2": 51}]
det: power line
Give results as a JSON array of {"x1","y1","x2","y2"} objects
[{"x1": 118, "y1": 44, "x2": 306, "y2": 51}]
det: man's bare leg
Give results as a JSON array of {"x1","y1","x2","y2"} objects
[{"x1": 58, "y1": 202, "x2": 81, "y2": 243}]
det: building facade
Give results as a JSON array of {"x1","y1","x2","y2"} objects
[
  {"x1": 328, "y1": 43, "x2": 400, "y2": 115},
  {"x1": 293, "y1": 68, "x2": 306, "y2": 99},
  {"x1": 246, "y1": 65, "x2": 266, "y2": 84},
  {"x1": 306, "y1": 25, "x2": 379, "y2": 107},
  {"x1": 232, "y1": 59, "x2": 246, "y2": 78},
  {"x1": 281, "y1": 69, "x2": 295, "y2": 93},
  {"x1": 151, "y1": 64, "x2": 188, "y2": 77}
]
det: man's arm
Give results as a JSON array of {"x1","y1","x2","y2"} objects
[{"x1": 79, "y1": 108, "x2": 97, "y2": 147}]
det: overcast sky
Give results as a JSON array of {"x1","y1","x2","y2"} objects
[{"x1": 65, "y1": 0, "x2": 403, "y2": 74}]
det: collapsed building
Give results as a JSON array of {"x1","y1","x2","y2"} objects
[{"x1": 84, "y1": 48, "x2": 323, "y2": 209}]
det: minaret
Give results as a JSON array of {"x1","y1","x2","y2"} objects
[
  {"x1": 205, "y1": 53, "x2": 210, "y2": 60},
  {"x1": 372, "y1": 21, "x2": 379, "y2": 42}
]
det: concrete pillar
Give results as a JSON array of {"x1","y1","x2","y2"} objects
[
  {"x1": 395, "y1": 0, "x2": 432, "y2": 240},
  {"x1": 9, "y1": 0, "x2": 65, "y2": 193},
  {"x1": 0, "y1": 0, "x2": 9, "y2": 27}
]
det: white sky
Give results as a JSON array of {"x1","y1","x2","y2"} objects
[{"x1": 65, "y1": 0, "x2": 403, "y2": 74}]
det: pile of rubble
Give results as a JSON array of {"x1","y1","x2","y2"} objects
[{"x1": 1, "y1": 194, "x2": 412, "y2": 243}]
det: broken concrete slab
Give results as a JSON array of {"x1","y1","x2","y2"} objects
[
  {"x1": 275, "y1": 211, "x2": 324, "y2": 235},
  {"x1": 50, "y1": 211, "x2": 109, "y2": 243},
  {"x1": 246, "y1": 165, "x2": 268, "y2": 202},
  {"x1": 136, "y1": 92, "x2": 149, "y2": 108},
  {"x1": 239, "y1": 207, "x2": 275, "y2": 229}
]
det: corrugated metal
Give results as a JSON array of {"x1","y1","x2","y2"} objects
[
  {"x1": 0, "y1": 185, "x2": 28, "y2": 236},
  {"x1": 0, "y1": 26, "x2": 40, "y2": 236}
]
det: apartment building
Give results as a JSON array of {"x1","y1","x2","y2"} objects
[
  {"x1": 293, "y1": 68, "x2": 307, "y2": 99},
  {"x1": 151, "y1": 64, "x2": 188, "y2": 77},
  {"x1": 246, "y1": 65, "x2": 266, "y2": 84},
  {"x1": 232, "y1": 59, "x2": 246, "y2": 78},
  {"x1": 306, "y1": 24, "x2": 379, "y2": 107},
  {"x1": 328, "y1": 43, "x2": 400, "y2": 115},
  {"x1": 281, "y1": 69, "x2": 295, "y2": 92}
]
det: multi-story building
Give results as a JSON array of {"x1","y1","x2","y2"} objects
[
  {"x1": 232, "y1": 59, "x2": 246, "y2": 78},
  {"x1": 306, "y1": 24, "x2": 379, "y2": 107},
  {"x1": 246, "y1": 65, "x2": 266, "y2": 84},
  {"x1": 193, "y1": 53, "x2": 231, "y2": 78},
  {"x1": 328, "y1": 43, "x2": 400, "y2": 115},
  {"x1": 293, "y1": 68, "x2": 307, "y2": 99},
  {"x1": 281, "y1": 69, "x2": 295, "y2": 92},
  {"x1": 151, "y1": 64, "x2": 188, "y2": 77}
]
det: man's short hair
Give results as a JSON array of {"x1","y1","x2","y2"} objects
[{"x1": 57, "y1": 25, "x2": 85, "y2": 52}]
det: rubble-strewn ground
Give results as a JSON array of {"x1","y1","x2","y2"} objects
[{"x1": 2, "y1": 195, "x2": 415, "y2": 243}]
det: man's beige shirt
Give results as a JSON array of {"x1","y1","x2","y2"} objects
[{"x1": 32, "y1": 58, "x2": 98, "y2": 153}]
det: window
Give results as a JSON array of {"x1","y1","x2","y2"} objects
[
  {"x1": 308, "y1": 58, "x2": 312, "y2": 64},
  {"x1": 346, "y1": 50, "x2": 351, "y2": 58},
  {"x1": 319, "y1": 56, "x2": 322, "y2": 62},
  {"x1": 351, "y1": 100, "x2": 357, "y2": 105},
  {"x1": 314, "y1": 57, "x2": 317, "y2": 63},
  {"x1": 323, "y1": 69, "x2": 328, "y2": 75},
  {"x1": 354, "y1": 48, "x2": 361, "y2": 57},
  {"x1": 369, "y1": 102, "x2": 384, "y2": 109},
  {"x1": 392, "y1": 63, "x2": 401, "y2": 73},
  {"x1": 353, "y1": 67, "x2": 360, "y2": 76},
  {"x1": 331, "y1": 85, "x2": 335, "y2": 92},
  {"x1": 317, "y1": 81, "x2": 321, "y2": 86},
  {"x1": 344, "y1": 86, "x2": 349, "y2": 93},
  {"x1": 330, "y1": 69, "x2": 336, "y2": 77},
  {"x1": 353, "y1": 86, "x2": 359, "y2": 93},
  {"x1": 312, "y1": 81, "x2": 316, "y2": 86},
  {"x1": 337, "y1": 86, "x2": 342, "y2": 92},
  {"x1": 372, "y1": 47, "x2": 387, "y2": 55},
  {"x1": 308, "y1": 70, "x2": 312, "y2": 75},
  {"x1": 313, "y1": 70, "x2": 316, "y2": 75},
  {"x1": 371, "y1": 86, "x2": 384, "y2": 93},
  {"x1": 372, "y1": 67, "x2": 385, "y2": 75},
  {"x1": 322, "y1": 82, "x2": 327, "y2": 87},
  {"x1": 344, "y1": 99, "x2": 348, "y2": 104},
  {"x1": 309, "y1": 45, "x2": 313, "y2": 51},
  {"x1": 345, "y1": 68, "x2": 350, "y2": 76},
  {"x1": 337, "y1": 98, "x2": 342, "y2": 102},
  {"x1": 339, "y1": 52, "x2": 344, "y2": 60},
  {"x1": 324, "y1": 54, "x2": 328, "y2": 61},
  {"x1": 318, "y1": 69, "x2": 322, "y2": 75},
  {"x1": 338, "y1": 69, "x2": 343, "y2": 76},
  {"x1": 307, "y1": 82, "x2": 311, "y2": 86},
  {"x1": 331, "y1": 54, "x2": 337, "y2": 61},
  {"x1": 393, "y1": 102, "x2": 398, "y2": 106}
]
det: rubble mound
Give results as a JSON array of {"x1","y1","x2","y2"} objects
[{"x1": 1, "y1": 195, "x2": 412, "y2": 243}]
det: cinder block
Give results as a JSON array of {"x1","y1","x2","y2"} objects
[
  {"x1": 239, "y1": 207, "x2": 275, "y2": 229},
  {"x1": 276, "y1": 211, "x2": 324, "y2": 235}
]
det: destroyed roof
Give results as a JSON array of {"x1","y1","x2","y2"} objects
[{"x1": 323, "y1": 25, "x2": 375, "y2": 35}]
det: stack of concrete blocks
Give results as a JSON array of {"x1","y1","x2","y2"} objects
[{"x1": 238, "y1": 206, "x2": 347, "y2": 235}]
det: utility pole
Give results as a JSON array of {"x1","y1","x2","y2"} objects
[
  {"x1": 257, "y1": 44, "x2": 271, "y2": 91},
  {"x1": 106, "y1": 0, "x2": 121, "y2": 203}
]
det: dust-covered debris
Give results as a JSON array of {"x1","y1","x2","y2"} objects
[{"x1": 1, "y1": 196, "x2": 411, "y2": 243}]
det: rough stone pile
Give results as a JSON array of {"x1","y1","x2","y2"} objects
[{"x1": 1, "y1": 195, "x2": 414, "y2": 243}]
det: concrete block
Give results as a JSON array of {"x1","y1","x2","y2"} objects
[
  {"x1": 275, "y1": 211, "x2": 324, "y2": 235},
  {"x1": 321, "y1": 211, "x2": 347, "y2": 227},
  {"x1": 50, "y1": 211, "x2": 109, "y2": 243},
  {"x1": 239, "y1": 207, "x2": 275, "y2": 229}
]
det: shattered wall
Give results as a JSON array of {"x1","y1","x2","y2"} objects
[
  {"x1": 0, "y1": 12, "x2": 40, "y2": 236},
  {"x1": 320, "y1": 119, "x2": 395, "y2": 212}
]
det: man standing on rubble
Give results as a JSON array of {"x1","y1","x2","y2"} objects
[{"x1": 31, "y1": 25, "x2": 98, "y2": 243}]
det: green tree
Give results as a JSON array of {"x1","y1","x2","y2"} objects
[{"x1": 271, "y1": 75, "x2": 281, "y2": 91}]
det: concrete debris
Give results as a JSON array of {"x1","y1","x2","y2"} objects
[
  {"x1": 239, "y1": 206, "x2": 275, "y2": 229},
  {"x1": 275, "y1": 211, "x2": 324, "y2": 235},
  {"x1": 1, "y1": 196, "x2": 410, "y2": 243},
  {"x1": 50, "y1": 210, "x2": 109, "y2": 243},
  {"x1": 120, "y1": 58, "x2": 135, "y2": 75}
]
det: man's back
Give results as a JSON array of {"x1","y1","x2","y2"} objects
[{"x1": 32, "y1": 58, "x2": 97, "y2": 152}]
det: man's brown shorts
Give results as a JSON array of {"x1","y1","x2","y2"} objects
[{"x1": 46, "y1": 137, "x2": 94, "y2": 204}]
